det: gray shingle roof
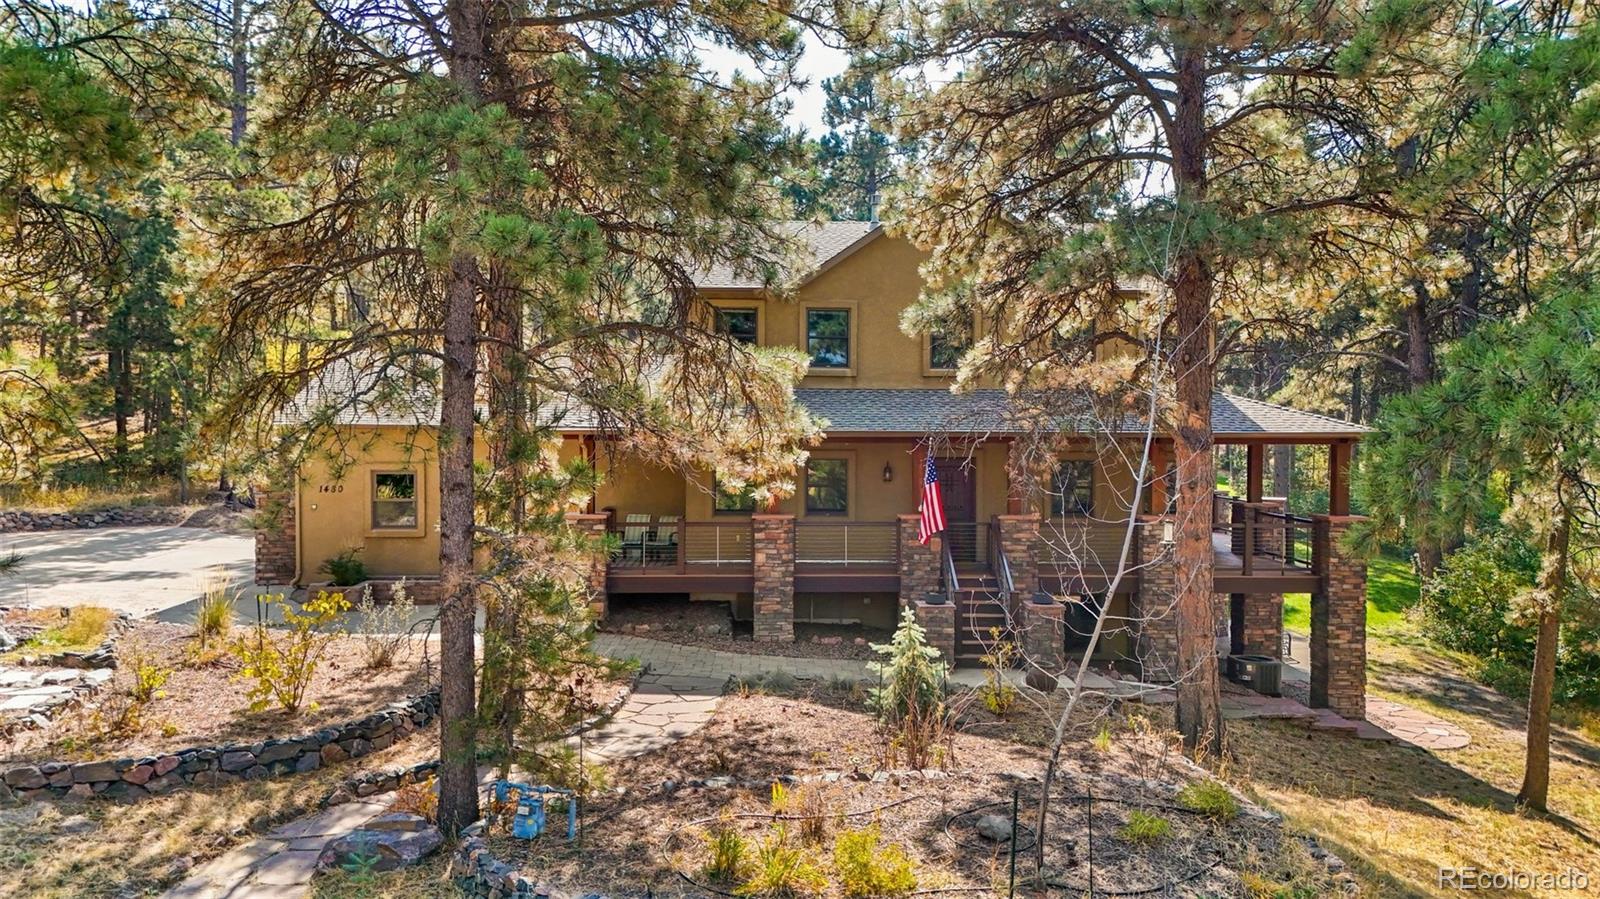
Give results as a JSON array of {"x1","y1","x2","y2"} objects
[
  {"x1": 792, "y1": 388, "x2": 1366, "y2": 438},
  {"x1": 692, "y1": 221, "x2": 880, "y2": 289}
]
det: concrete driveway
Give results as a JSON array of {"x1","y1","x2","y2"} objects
[{"x1": 0, "y1": 526, "x2": 254, "y2": 618}]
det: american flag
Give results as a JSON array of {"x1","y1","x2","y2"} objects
[{"x1": 918, "y1": 456, "x2": 946, "y2": 545}]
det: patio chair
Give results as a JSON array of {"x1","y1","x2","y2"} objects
[
  {"x1": 646, "y1": 515, "x2": 680, "y2": 564},
  {"x1": 618, "y1": 514, "x2": 651, "y2": 564}
]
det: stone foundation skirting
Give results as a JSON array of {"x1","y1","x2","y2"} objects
[
  {"x1": 0, "y1": 506, "x2": 191, "y2": 533},
  {"x1": 0, "y1": 689, "x2": 439, "y2": 804}
]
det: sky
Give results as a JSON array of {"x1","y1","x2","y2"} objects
[{"x1": 698, "y1": 32, "x2": 854, "y2": 137}]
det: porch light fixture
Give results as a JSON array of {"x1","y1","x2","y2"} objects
[
  {"x1": 882, "y1": 461, "x2": 893, "y2": 482},
  {"x1": 1161, "y1": 519, "x2": 1175, "y2": 546}
]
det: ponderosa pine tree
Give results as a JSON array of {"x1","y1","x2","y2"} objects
[
  {"x1": 1362, "y1": 285, "x2": 1600, "y2": 811},
  {"x1": 882, "y1": 0, "x2": 1435, "y2": 758},
  {"x1": 214, "y1": 0, "x2": 827, "y2": 834}
]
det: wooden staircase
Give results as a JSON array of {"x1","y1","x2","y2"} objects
[{"x1": 951, "y1": 574, "x2": 1014, "y2": 667}]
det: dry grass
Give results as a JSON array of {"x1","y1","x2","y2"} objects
[
  {"x1": 1219, "y1": 636, "x2": 1600, "y2": 898},
  {"x1": 0, "y1": 607, "x2": 116, "y2": 662},
  {"x1": 0, "y1": 480, "x2": 187, "y2": 513},
  {"x1": 0, "y1": 732, "x2": 441, "y2": 899},
  {"x1": 311, "y1": 854, "x2": 458, "y2": 898}
]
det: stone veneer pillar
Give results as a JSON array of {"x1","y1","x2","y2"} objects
[
  {"x1": 1233, "y1": 498, "x2": 1287, "y2": 659},
  {"x1": 897, "y1": 514, "x2": 942, "y2": 608},
  {"x1": 996, "y1": 514, "x2": 1040, "y2": 598},
  {"x1": 1311, "y1": 515, "x2": 1368, "y2": 720},
  {"x1": 564, "y1": 512, "x2": 610, "y2": 619},
  {"x1": 253, "y1": 485, "x2": 296, "y2": 586},
  {"x1": 1020, "y1": 599, "x2": 1065, "y2": 674},
  {"x1": 753, "y1": 514, "x2": 795, "y2": 642},
  {"x1": 1132, "y1": 514, "x2": 1180, "y2": 682},
  {"x1": 913, "y1": 600, "x2": 956, "y2": 665}
]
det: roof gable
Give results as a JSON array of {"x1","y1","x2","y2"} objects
[{"x1": 692, "y1": 221, "x2": 882, "y2": 290}]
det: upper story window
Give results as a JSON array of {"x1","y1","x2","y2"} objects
[
  {"x1": 716, "y1": 308, "x2": 759, "y2": 346},
  {"x1": 372, "y1": 471, "x2": 418, "y2": 529},
  {"x1": 1051, "y1": 460, "x2": 1094, "y2": 517},
  {"x1": 713, "y1": 476, "x2": 757, "y2": 513},
  {"x1": 806, "y1": 309, "x2": 851, "y2": 369},
  {"x1": 805, "y1": 458, "x2": 848, "y2": 515}
]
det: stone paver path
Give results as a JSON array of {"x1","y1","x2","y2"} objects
[
  {"x1": 163, "y1": 798, "x2": 392, "y2": 899},
  {"x1": 161, "y1": 671, "x2": 724, "y2": 899},
  {"x1": 573, "y1": 672, "x2": 724, "y2": 762}
]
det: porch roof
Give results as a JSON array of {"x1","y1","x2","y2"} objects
[{"x1": 793, "y1": 388, "x2": 1367, "y2": 440}]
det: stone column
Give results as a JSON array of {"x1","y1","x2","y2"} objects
[
  {"x1": 1246, "y1": 497, "x2": 1286, "y2": 657},
  {"x1": 1020, "y1": 599, "x2": 1065, "y2": 673},
  {"x1": 996, "y1": 514, "x2": 1040, "y2": 598},
  {"x1": 897, "y1": 514, "x2": 942, "y2": 608},
  {"x1": 913, "y1": 600, "x2": 956, "y2": 665},
  {"x1": 1133, "y1": 514, "x2": 1180, "y2": 682},
  {"x1": 1311, "y1": 515, "x2": 1367, "y2": 719},
  {"x1": 564, "y1": 512, "x2": 610, "y2": 619},
  {"x1": 253, "y1": 485, "x2": 297, "y2": 586},
  {"x1": 753, "y1": 514, "x2": 795, "y2": 642}
]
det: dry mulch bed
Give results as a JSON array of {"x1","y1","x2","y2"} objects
[
  {"x1": 1, "y1": 620, "x2": 434, "y2": 762},
  {"x1": 476, "y1": 684, "x2": 1326, "y2": 897},
  {"x1": 602, "y1": 598, "x2": 889, "y2": 661}
]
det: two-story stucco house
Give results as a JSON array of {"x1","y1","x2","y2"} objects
[{"x1": 255, "y1": 222, "x2": 1372, "y2": 721}]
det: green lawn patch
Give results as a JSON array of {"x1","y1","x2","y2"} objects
[{"x1": 1283, "y1": 553, "x2": 1418, "y2": 635}]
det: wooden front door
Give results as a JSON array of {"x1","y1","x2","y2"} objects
[{"x1": 933, "y1": 459, "x2": 978, "y2": 562}]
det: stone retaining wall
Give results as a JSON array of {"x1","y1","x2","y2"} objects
[
  {"x1": 0, "y1": 689, "x2": 439, "y2": 804},
  {"x1": 0, "y1": 506, "x2": 191, "y2": 533}
]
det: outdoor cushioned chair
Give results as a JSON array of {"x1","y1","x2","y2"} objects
[
  {"x1": 619, "y1": 514, "x2": 651, "y2": 564},
  {"x1": 646, "y1": 515, "x2": 680, "y2": 564}
]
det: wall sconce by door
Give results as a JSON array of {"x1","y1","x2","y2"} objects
[
  {"x1": 1161, "y1": 519, "x2": 1175, "y2": 546},
  {"x1": 882, "y1": 462, "x2": 894, "y2": 482}
]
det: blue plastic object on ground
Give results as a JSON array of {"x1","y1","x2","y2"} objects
[{"x1": 491, "y1": 780, "x2": 579, "y2": 840}]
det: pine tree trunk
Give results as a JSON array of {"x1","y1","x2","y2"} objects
[
  {"x1": 436, "y1": 0, "x2": 488, "y2": 839},
  {"x1": 1170, "y1": 46, "x2": 1222, "y2": 756},
  {"x1": 1272, "y1": 444, "x2": 1293, "y2": 500},
  {"x1": 1405, "y1": 288, "x2": 1444, "y2": 577},
  {"x1": 1518, "y1": 508, "x2": 1568, "y2": 811},
  {"x1": 229, "y1": 0, "x2": 248, "y2": 147}
]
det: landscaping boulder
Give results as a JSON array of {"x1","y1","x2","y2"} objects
[
  {"x1": 317, "y1": 813, "x2": 442, "y2": 873},
  {"x1": 975, "y1": 814, "x2": 1013, "y2": 842},
  {"x1": 0, "y1": 626, "x2": 17, "y2": 652}
]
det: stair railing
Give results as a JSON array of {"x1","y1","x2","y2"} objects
[
  {"x1": 941, "y1": 536, "x2": 960, "y2": 593},
  {"x1": 987, "y1": 518, "x2": 1015, "y2": 594}
]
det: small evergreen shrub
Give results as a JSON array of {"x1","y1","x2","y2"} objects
[
  {"x1": 868, "y1": 607, "x2": 952, "y2": 770},
  {"x1": 832, "y1": 826, "x2": 917, "y2": 897},
  {"x1": 1177, "y1": 780, "x2": 1239, "y2": 821},
  {"x1": 318, "y1": 548, "x2": 368, "y2": 587}
]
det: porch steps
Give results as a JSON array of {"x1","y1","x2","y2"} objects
[{"x1": 953, "y1": 586, "x2": 1013, "y2": 667}]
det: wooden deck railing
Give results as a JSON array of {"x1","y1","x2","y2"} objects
[
  {"x1": 608, "y1": 517, "x2": 753, "y2": 570},
  {"x1": 794, "y1": 520, "x2": 897, "y2": 567}
]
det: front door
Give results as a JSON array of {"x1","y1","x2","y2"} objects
[{"x1": 933, "y1": 459, "x2": 978, "y2": 563}]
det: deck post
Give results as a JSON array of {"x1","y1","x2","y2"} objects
[
  {"x1": 913, "y1": 599, "x2": 957, "y2": 665},
  {"x1": 1246, "y1": 443, "x2": 1265, "y2": 503},
  {"x1": 565, "y1": 512, "x2": 610, "y2": 619},
  {"x1": 1328, "y1": 440, "x2": 1354, "y2": 516},
  {"x1": 1310, "y1": 514, "x2": 1367, "y2": 719},
  {"x1": 1133, "y1": 514, "x2": 1180, "y2": 682},
  {"x1": 897, "y1": 514, "x2": 941, "y2": 608},
  {"x1": 996, "y1": 513, "x2": 1040, "y2": 597},
  {"x1": 752, "y1": 514, "x2": 796, "y2": 642}
]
